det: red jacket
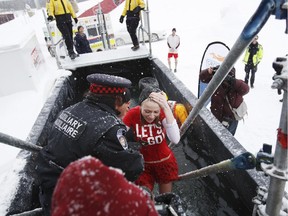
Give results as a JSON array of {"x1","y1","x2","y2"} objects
[{"x1": 200, "y1": 68, "x2": 249, "y2": 122}]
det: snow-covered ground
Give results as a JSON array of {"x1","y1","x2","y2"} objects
[{"x1": 0, "y1": 0, "x2": 287, "y2": 214}]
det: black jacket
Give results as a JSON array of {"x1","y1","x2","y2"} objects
[
  {"x1": 74, "y1": 33, "x2": 92, "y2": 54},
  {"x1": 36, "y1": 99, "x2": 144, "y2": 189}
]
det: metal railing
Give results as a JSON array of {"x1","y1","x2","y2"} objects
[{"x1": 138, "y1": 0, "x2": 152, "y2": 57}]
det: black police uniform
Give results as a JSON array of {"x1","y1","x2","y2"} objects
[
  {"x1": 36, "y1": 74, "x2": 144, "y2": 216},
  {"x1": 244, "y1": 42, "x2": 259, "y2": 86}
]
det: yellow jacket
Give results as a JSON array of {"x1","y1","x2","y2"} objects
[
  {"x1": 243, "y1": 43, "x2": 263, "y2": 66},
  {"x1": 168, "y1": 101, "x2": 188, "y2": 128},
  {"x1": 121, "y1": 0, "x2": 145, "y2": 16},
  {"x1": 47, "y1": 0, "x2": 76, "y2": 18}
]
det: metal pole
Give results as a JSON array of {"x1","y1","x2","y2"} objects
[
  {"x1": 0, "y1": 132, "x2": 42, "y2": 153},
  {"x1": 263, "y1": 57, "x2": 288, "y2": 216},
  {"x1": 33, "y1": 0, "x2": 40, "y2": 10},
  {"x1": 97, "y1": 3, "x2": 107, "y2": 50},
  {"x1": 178, "y1": 152, "x2": 255, "y2": 180},
  {"x1": 102, "y1": 11, "x2": 111, "y2": 49},
  {"x1": 10, "y1": 208, "x2": 42, "y2": 216},
  {"x1": 42, "y1": 9, "x2": 62, "y2": 69},
  {"x1": 178, "y1": 0, "x2": 275, "y2": 138},
  {"x1": 139, "y1": 13, "x2": 145, "y2": 46},
  {"x1": 145, "y1": 0, "x2": 152, "y2": 57}
]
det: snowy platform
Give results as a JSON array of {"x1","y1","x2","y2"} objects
[{"x1": 60, "y1": 45, "x2": 150, "y2": 70}]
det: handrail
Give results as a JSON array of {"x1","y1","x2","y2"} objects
[
  {"x1": 42, "y1": 9, "x2": 62, "y2": 69},
  {"x1": 137, "y1": 0, "x2": 152, "y2": 57}
]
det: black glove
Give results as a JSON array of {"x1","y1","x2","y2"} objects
[
  {"x1": 212, "y1": 65, "x2": 220, "y2": 74},
  {"x1": 224, "y1": 75, "x2": 236, "y2": 86},
  {"x1": 128, "y1": 142, "x2": 141, "y2": 151},
  {"x1": 94, "y1": 144, "x2": 144, "y2": 182},
  {"x1": 133, "y1": 6, "x2": 142, "y2": 14},
  {"x1": 47, "y1": 15, "x2": 54, "y2": 22},
  {"x1": 154, "y1": 193, "x2": 187, "y2": 216},
  {"x1": 74, "y1": 18, "x2": 78, "y2": 24},
  {"x1": 119, "y1": 15, "x2": 124, "y2": 23}
]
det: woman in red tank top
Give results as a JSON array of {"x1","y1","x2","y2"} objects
[{"x1": 123, "y1": 87, "x2": 180, "y2": 193}]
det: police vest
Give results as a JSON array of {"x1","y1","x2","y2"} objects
[{"x1": 46, "y1": 100, "x2": 124, "y2": 167}]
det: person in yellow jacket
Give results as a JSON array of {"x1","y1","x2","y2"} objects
[
  {"x1": 167, "y1": 100, "x2": 188, "y2": 128},
  {"x1": 119, "y1": 0, "x2": 145, "y2": 51},
  {"x1": 243, "y1": 35, "x2": 263, "y2": 88},
  {"x1": 47, "y1": 0, "x2": 78, "y2": 59}
]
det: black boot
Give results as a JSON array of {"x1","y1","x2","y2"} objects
[
  {"x1": 70, "y1": 53, "x2": 77, "y2": 60},
  {"x1": 131, "y1": 45, "x2": 140, "y2": 51},
  {"x1": 68, "y1": 51, "x2": 77, "y2": 60}
]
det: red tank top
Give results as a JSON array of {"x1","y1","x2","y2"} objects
[{"x1": 123, "y1": 106, "x2": 173, "y2": 162}]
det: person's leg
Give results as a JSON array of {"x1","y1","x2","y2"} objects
[
  {"x1": 174, "y1": 54, "x2": 178, "y2": 72},
  {"x1": 56, "y1": 19, "x2": 74, "y2": 55},
  {"x1": 126, "y1": 17, "x2": 140, "y2": 47},
  {"x1": 250, "y1": 65, "x2": 257, "y2": 88},
  {"x1": 66, "y1": 20, "x2": 74, "y2": 50},
  {"x1": 227, "y1": 120, "x2": 239, "y2": 135},
  {"x1": 159, "y1": 182, "x2": 173, "y2": 193},
  {"x1": 39, "y1": 186, "x2": 54, "y2": 216},
  {"x1": 135, "y1": 165, "x2": 155, "y2": 192},
  {"x1": 244, "y1": 65, "x2": 250, "y2": 84},
  {"x1": 155, "y1": 154, "x2": 178, "y2": 194},
  {"x1": 168, "y1": 54, "x2": 172, "y2": 71}
]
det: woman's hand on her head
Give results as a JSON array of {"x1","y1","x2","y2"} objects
[
  {"x1": 149, "y1": 92, "x2": 169, "y2": 109},
  {"x1": 150, "y1": 91, "x2": 176, "y2": 125}
]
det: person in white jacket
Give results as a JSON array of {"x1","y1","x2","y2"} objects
[{"x1": 167, "y1": 28, "x2": 180, "y2": 72}]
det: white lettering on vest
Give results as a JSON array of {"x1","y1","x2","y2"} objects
[{"x1": 54, "y1": 111, "x2": 86, "y2": 139}]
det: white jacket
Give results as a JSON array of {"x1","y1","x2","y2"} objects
[{"x1": 167, "y1": 34, "x2": 180, "y2": 53}]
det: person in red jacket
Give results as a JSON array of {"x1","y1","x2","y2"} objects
[
  {"x1": 51, "y1": 156, "x2": 187, "y2": 216},
  {"x1": 200, "y1": 67, "x2": 250, "y2": 135},
  {"x1": 51, "y1": 156, "x2": 158, "y2": 216},
  {"x1": 123, "y1": 87, "x2": 180, "y2": 194}
]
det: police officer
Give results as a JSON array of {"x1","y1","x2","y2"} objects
[
  {"x1": 47, "y1": 0, "x2": 78, "y2": 59},
  {"x1": 243, "y1": 35, "x2": 263, "y2": 88},
  {"x1": 36, "y1": 73, "x2": 144, "y2": 216}
]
